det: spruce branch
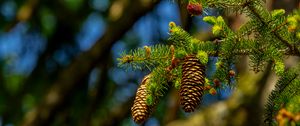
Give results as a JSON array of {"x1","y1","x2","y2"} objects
[
  {"x1": 237, "y1": 20, "x2": 259, "y2": 37},
  {"x1": 205, "y1": 0, "x2": 251, "y2": 13},
  {"x1": 118, "y1": 0, "x2": 300, "y2": 124},
  {"x1": 271, "y1": 20, "x2": 288, "y2": 33},
  {"x1": 118, "y1": 44, "x2": 173, "y2": 70},
  {"x1": 245, "y1": 1, "x2": 300, "y2": 56},
  {"x1": 264, "y1": 68, "x2": 299, "y2": 125},
  {"x1": 168, "y1": 20, "x2": 298, "y2": 60},
  {"x1": 168, "y1": 23, "x2": 217, "y2": 55}
]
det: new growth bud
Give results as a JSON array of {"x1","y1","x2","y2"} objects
[
  {"x1": 209, "y1": 88, "x2": 217, "y2": 95},
  {"x1": 212, "y1": 25, "x2": 222, "y2": 36},
  {"x1": 216, "y1": 16, "x2": 225, "y2": 23},
  {"x1": 271, "y1": 9, "x2": 285, "y2": 19},
  {"x1": 169, "y1": 22, "x2": 180, "y2": 33},
  {"x1": 144, "y1": 46, "x2": 151, "y2": 59},
  {"x1": 287, "y1": 16, "x2": 298, "y2": 32},
  {"x1": 169, "y1": 22, "x2": 176, "y2": 28},
  {"x1": 274, "y1": 60, "x2": 285, "y2": 76},
  {"x1": 196, "y1": 51, "x2": 208, "y2": 65},
  {"x1": 203, "y1": 16, "x2": 217, "y2": 25}
]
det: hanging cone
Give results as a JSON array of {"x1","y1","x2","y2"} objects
[
  {"x1": 180, "y1": 55, "x2": 205, "y2": 112},
  {"x1": 187, "y1": 2, "x2": 203, "y2": 16},
  {"x1": 131, "y1": 74, "x2": 156, "y2": 124}
]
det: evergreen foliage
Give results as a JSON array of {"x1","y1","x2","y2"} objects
[
  {"x1": 118, "y1": 0, "x2": 300, "y2": 124},
  {"x1": 264, "y1": 68, "x2": 300, "y2": 125}
]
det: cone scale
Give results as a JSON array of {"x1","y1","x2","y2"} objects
[{"x1": 180, "y1": 55, "x2": 205, "y2": 112}]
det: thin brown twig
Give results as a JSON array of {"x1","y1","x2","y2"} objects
[{"x1": 271, "y1": 20, "x2": 288, "y2": 33}]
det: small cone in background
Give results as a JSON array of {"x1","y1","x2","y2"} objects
[
  {"x1": 180, "y1": 55, "x2": 206, "y2": 112},
  {"x1": 209, "y1": 88, "x2": 217, "y2": 95},
  {"x1": 187, "y1": 2, "x2": 203, "y2": 16},
  {"x1": 131, "y1": 74, "x2": 155, "y2": 124}
]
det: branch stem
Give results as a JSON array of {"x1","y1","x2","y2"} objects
[{"x1": 246, "y1": 2, "x2": 300, "y2": 56}]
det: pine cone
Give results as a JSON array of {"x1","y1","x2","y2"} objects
[
  {"x1": 180, "y1": 55, "x2": 205, "y2": 112},
  {"x1": 187, "y1": 2, "x2": 203, "y2": 16},
  {"x1": 131, "y1": 74, "x2": 155, "y2": 124}
]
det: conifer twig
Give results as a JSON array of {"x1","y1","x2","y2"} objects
[
  {"x1": 246, "y1": 2, "x2": 300, "y2": 56},
  {"x1": 271, "y1": 20, "x2": 288, "y2": 33},
  {"x1": 208, "y1": 49, "x2": 298, "y2": 56}
]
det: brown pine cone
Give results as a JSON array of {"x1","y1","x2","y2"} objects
[
  {"x1": 131, "y1": 74, "x2": 155, "y2": 124},
  {"x1": 180, "y1": 55, "x2": 205, "y2": 112}
]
